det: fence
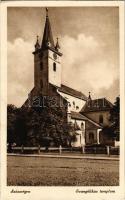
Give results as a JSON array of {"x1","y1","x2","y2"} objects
[
  {"x1": 7, "y1": 145, "x2": 119, "y2": 156},
  {"x1": 84, "y1": 146, "x2": 119, "y2": 155}
]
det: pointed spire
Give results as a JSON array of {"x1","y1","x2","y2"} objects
[
  {"x1": 55, "y1": 37, "x2": 60, "y2": 51},
  {"x1": 41, "y1": 8, "x2": 55, "y2": 49},
  {"x1": 35, "y1": 35, "x2": 40, "y2": 50}
]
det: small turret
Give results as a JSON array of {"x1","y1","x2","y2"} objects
[
  {"x1": 35, "y1": 35, "x2": 40, "y2": 51},
  {"x1": 88, "y1": 91, "x2": 92, "y2": 100},
  {"x1": 87, "y1": 91, "x2": 92, "y2": 108},
  {"x1": 55, "y1": 37, "x2": 60, "y2": 51}
]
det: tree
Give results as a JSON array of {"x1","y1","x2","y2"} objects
[
  {"x1": 7, "y1": 105, "x2": 30, "y2": 147},
  {"x1": 65, "y1": 122, "x2": 77, "y2": 147},
  {"x1": 110, "y1": 96, "x2": 120, "y2": 140},
  {"x1": 7, "y1": 104, "x2": 18, "y2": 151},
  {"x1": 7, "y1": 95, "x2": 78, "y2": 148},
  {"x1": 15, "y1": 108, "x2": 28, "y2": 146},
  {"x1": 23, "y1": 96, "x2": 77, "y2": 147}
]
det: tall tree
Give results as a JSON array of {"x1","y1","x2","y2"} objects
[
  {"x1": 7, "y1": 104, "x2": 18, "y2": 151},
  {"x1": 110, "y1": 96, "x2": 120, "y2": 140},
  {"x1": 7, "y1": 96, "x2": 77, "y2": 147}
]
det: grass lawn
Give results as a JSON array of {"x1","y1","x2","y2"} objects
[{"x1": 7, "y1": 156, "x2": 119, "y2": 186}]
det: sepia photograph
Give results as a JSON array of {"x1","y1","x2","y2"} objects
[
  {"x1": 0, "y1": 1, "x2": 125, "y2": 200},
  {"x1": 7, "y1": 6, "x2": 120, "y2": 186}
]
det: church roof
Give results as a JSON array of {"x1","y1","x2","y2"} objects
[
  {"x1": 81, "y1": 98, "x2": 113, "y2": 113},
  {"x1": 71, "y1": 111, "x2": 87, "y2": 120},
  {"x1": 58, "y1": 84, "x2": 87, "y2": 100},
  {"x1": 41, "y1": 9, "x2": 55, "y2": 49},
  {"x1": 71, "y1": 111, "x2": 102, "y2": 128}
]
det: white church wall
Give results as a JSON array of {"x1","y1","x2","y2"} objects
[
  {"x1": 48, "y1": 50, "x2": 61, "y2": 87},
  {"x1": 58, "y1": 91, "x2": 86, "y2": 113},
  {"x1": 71, "y1": 118, "x2": 85, "y2": 130}
]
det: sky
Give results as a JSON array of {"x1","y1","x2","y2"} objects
[{"x1": 7, "y1": 7, "x2": 119, "y2": 107}]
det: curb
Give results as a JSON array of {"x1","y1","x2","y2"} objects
[{"x1": 7, "y1": 153, "x2": 119, "y2": 161}]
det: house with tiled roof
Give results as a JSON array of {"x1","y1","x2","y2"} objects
[
  {"x1": 80, "y1": 95, "x2": 114, "y2": 145},
  {"x1": 23, "y1": 9, "x2": 114, "y2": 147}
]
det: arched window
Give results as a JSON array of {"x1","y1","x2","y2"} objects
[
  {"x1": 40, "y1": 62, "x2": 43, "y2": 71},
  {"x1": 68, "y1": 103, "x2": 71, "y2": 107},
  {"x1": 73, "y1": 101, "x2": 75, "y2": 108},
  {"x1": 40, "y1": 80, "x2": 43, "y2": 88},
  {"x1": 99, "y1": 115, "x2": 103, "y2": 124},
  {"x1": 53, "y1": 62, "x2": 56, "y2": 71},
  {"x1": 81, "y1": 122, "x2": 84, "y2": 130}
]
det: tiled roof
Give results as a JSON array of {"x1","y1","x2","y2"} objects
[
  {"x1": 81, "y1": 98, "x2": 113, "y2": 113},
  {"x1": 59, "y1": 84, "x2": 87, "y2": 100},
  {"x1": 71, "y1": 111, "x2": 88, "y2": 120},
  {"x1": 71, "y1": 111, "x2": 102, "y2": 128}
]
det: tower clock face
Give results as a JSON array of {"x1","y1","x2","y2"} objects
[{"x1": 53, "y1": 53, "x2": 57, "y2": 60}]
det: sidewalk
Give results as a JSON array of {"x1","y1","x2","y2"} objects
[{"x1": 7, "y1": 153, "x2": 119, "y2": 161}]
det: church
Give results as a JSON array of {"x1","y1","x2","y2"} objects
[{"x1": 23, "y1": 9, "x2": 114, "y2": 147}]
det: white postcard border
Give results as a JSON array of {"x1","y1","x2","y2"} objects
[{"x1": 0, "y1": 1, "x2": 125, "y2": 200}]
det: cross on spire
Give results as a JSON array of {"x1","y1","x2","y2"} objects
[{"x1": 46, "y1": 7, "x2": 48, "y2": 17}]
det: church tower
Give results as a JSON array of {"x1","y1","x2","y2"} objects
[{"x1": 33, "y1": 8, "x2": 62, "y2": 96}]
